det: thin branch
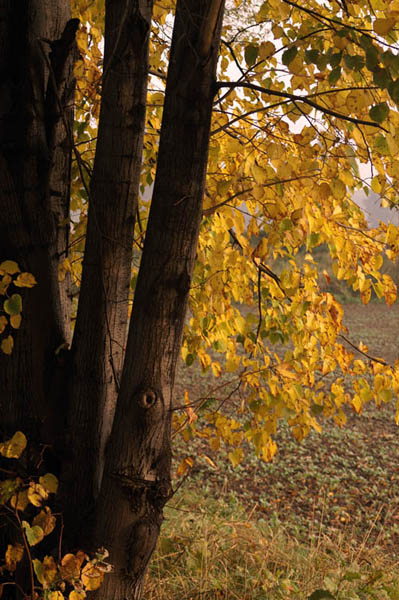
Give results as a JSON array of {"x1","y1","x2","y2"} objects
[
  {"x1": 339, "y1": 333, "x2": 389, "y2": 366},
  {"x1": 215, "y1": 81, "x2": 388, "y2": 132},
  {"x1": 202, "y1": 188, "x2": 252, "y2": 216}
]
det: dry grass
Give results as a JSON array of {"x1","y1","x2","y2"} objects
[{"x1": 145, "y1": 487, "x2": 399, "y2": 600}]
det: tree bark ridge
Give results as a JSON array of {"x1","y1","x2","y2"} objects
[{"x1": 94, "y1": 2, "x2": 225, "y2": 598}]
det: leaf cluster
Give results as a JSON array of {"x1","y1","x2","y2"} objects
[{"x1": 0, "y1": 433, "x2": 110, "y2": 600}]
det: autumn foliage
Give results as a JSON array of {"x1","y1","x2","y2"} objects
[{"x1": 2, "y1": 0, "x2": 399, "y2": 598}]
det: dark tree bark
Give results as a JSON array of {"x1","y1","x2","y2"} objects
[
  {"x1": 60, "y1": 0, "x2": 154, "y2": 540},
  {"x1": 93, "y1": 1, "x2": 225, "y2": 598},
  {"x1": 0, "y1": 0, "x2": 75, "y2": 442},
  {"x1": 0, "y1": 0, "x2": 226, "y2": 598}
]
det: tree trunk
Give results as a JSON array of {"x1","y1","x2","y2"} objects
[
  {"x1": 93, "y1": 1, "x2": 225, "y2": 598},
  {"x1": 0, "y1": 0, "x2": 75, "y2": 444},
  {"x1": 61, "y1": 0, "x2": 154, "y2": 540}
]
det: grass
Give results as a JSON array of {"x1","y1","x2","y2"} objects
[{"x1": 146, "y1": 487, "x2": 399, "y2": 599}]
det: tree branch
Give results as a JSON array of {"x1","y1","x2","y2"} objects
[{"x1": 215, "y1": 81, "x2": 388, "y2": 131}]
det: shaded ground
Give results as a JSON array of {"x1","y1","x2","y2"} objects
[{"x1": 173, "y1": 302, "x2": 399, "y2": 553}]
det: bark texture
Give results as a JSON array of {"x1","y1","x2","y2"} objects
[
  {"x1": 0, "y1": 0, "x2": 75, "y2": 443},
  {"x1": 62, "y1": 0, "x2": 154, "y2": 539},
  {"x1": 94, "y1": 1, "x2": 225, "y2": 598}
]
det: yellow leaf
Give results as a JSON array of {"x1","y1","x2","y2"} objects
[
  {"x1": 10, "y1": 314, "x2": 22, "y2": 329},
  {"x1": 330, "y1": 179, "x2": 346, "y2": 200},
  {"x1": 251, "y1": 163, "x2": 266, "y2": 184},
  {"x1": 81, "y1": 563, "x2": 104, "y2": 591},
  {"x1": 39, "y1": 473, "x2": 59, "y2": 494},
  {"x1": 275, "y1": 363, "x2": 298, "y2": 380},
  {"x1": 346, "y1": 89, "x2": 370, "y2": 113},
  {"x1": 5, "y1": 543, "x2": 24, "y2": 572},
  {"x1": 0, "y1": 274, "x2": 11, "y2": 295},
  {"x1": 259, "y1": 41, "x2": 275, "y2": 60},
  {"x1": 60, "y1": 553, "x2": 83, "y2": 581},
  {"x1": 48, "y1": 592, "x2": 64, "y2": 600},
  {"x1": 10, "y1": 490, "x2": 29, "y2": 511},
  {"x1": 200, "y1": 454, "x2": 217, "y2": 469},
  {"x1": 374, "y1": 18, "x2": 396, "y2": 35},
  {"x1": 0, "y1": 432, "x2": 27, "y2": 458},
  {"x1": 33, "y1": 507, "x2": 56, "y2": 536},
  {"x1": 33, "y1": 556, "x2": 57, "y2": 587},
  {"x1": 0, "y1": 261, "x2": 20, "y2": 275},
  {"x1": 13, "y1": 272, "x2": 37, "y2": 288},
  {"x1": 69, "y1": 591, "x2": 86, "y2": 600},
  {"x1": 28, "y1": 482, "x2": 48, "y2": 507},
  {"x1": 211, "y1": 361, "x2": 222, "y2": 377},
  {"x1": 176, "y1": 457, "x2": 194, "y2": 477},
  {"x1": 1, "y1": 335, "x2": 14, "y2": 355},
  {"x1": 0, "y1": 315, "x2": 8, "y2": 334},
  {"x1": 228, "y1": 447, "x2": 244, "y2": 467}
]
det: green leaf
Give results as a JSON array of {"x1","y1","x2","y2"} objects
[
  {"x1": 316, "y1": 53, "x2": 329, "y2": 71},
  {"x1": 366, "y1": 47, "x2": 379, "y2": 71},
  {"x1": 22, "y1": 522, "x2": 44, "y2": 546},
  {"x1": 369, "y1": 102, "x2": 389, "y2": 123},
  {"x1": 329, "y1": 52, "x2": 342, "y2": 68},
  {"x1": 373, "y1": 67, "x2": 392, "y2": 89},
  {"x1": 328, "y1": 66, "x2": 341, "y2": 85},
  {"x1": 343, "y1": 54, "x2": 364, "y2": 71},
  {"x1": 305, "y1": 49, "x2": 319, "y2": 64},
  {"x1": 4, "y1": 294, "x2": 22, "y2": 316},
  {"x1": 374, "y1": 135, "x2": 390, "y2": 155},
  {"x1": 0, "y1": 479, "x2": 20, "y2": 504},
  {"x1": 282, "y1": 46, "x2": 298, "y2": 66},
  {"x1": 388, "y1": 79, "x2": 399, "y2": 103},
  {"x1": 39, "y1": 473, "x2": 59, "y2": 494},
  {"x1": 359, "y1": 34, "x2": 373, "y2": 50},
  {"x1": 245, "y1": 44, "x2": 259, "y2": 67},
  {"x1": 185, "y1": 353, "x2": 196, "y2": 366}
]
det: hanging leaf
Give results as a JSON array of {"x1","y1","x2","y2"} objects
[
  {"x1": 10, "y1": 314, "x2": 22, "y2": 329},
  {"x1": 81, "y1": 563, "x2": 104, "y2": 590},
  {"x1": 33, "y1": 556, "x2": 58, "y2": 587},
  {"x1": 60, "y1": 553, "x2": 83, "y2": 581},
  {"x1": 328, "y1": 66, "x2": 341, "y2": 85},
  {"x1": 1, "y1": 335, "x2": 14, "y2": 355},
  {"x1": 22, "y1": 521, "x2": 44, "y2": 546},
  {"x1": 282, "y1": 46, "x2": 298, "y2": 66},
  {"x1": 369, "y1": 102, "x2": 389, "y2": 123},
  {"x1": 0, "y1": 315, "x2": 8, "y2": 334},
  {"x1": 39, "y1": 473, "x2": 59, "y2": 494},
  {"x1": 0, "y1": 261, "x2": 20, "y2": 275},
  {"x1": 69, "y1": 592, "x2": 86, "y2": 600},
  {"x1": 27, "y1": 482, "x2": 48, "y2": 507},
  {"x1": 14, "y1": 272, "x2": 37, "y2": 288},
  {"x1": 373, "y1": 18, "x2": 396, "y2": 35},
  {"x1": 0, "y1": 431, "x2": 27, "y2": 458},
  {"x1": 244, "y1": 44, "x2": 259, "y2": 67},
  {"x1": 5, "y1": 544, "x2": 24, "y2": 572},
  {"x1": 33, "y1": 507, "x2": 56, "y2": 536},
  {"x1": 4, "y1": 294, "x2": 22, "y2": 316}
]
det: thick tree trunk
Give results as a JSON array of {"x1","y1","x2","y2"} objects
[
  {"x1": 0, "y1": 1, "x2": 75, "y2": 443},
  {"x1": 94, "y1": 2, "x2": 225, "y2": 598},
  {"x1": 61, "y1": 0, "x2": 154, "y2": 540}
]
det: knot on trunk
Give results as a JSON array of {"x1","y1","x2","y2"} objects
[{"x1": 138, "y1": 389, "x2": 157, "y2": 409}]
